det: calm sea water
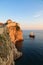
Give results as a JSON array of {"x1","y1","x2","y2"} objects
[{"x1": 15, "y1": 30, "x2": 43, "y2": 65}]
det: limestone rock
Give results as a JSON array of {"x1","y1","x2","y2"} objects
[
  {"x1": 16, "y1": 30, "x2": 23, "y2": 41},
  {"x1": 5, "y1": 19, "x2": 23, "y2": 44},
  {"x1": 0, "y1": 26, "x2": 22, "y2": 65}
]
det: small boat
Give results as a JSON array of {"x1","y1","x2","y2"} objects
[{"x1": 29, "y1": 32, "x2": 35, "y2": 38}]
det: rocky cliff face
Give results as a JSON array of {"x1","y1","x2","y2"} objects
[
  {"x1": 5, "y1": 19, "x2": 23, "y2": 44},
  {"x1": 0, "y1": 23, "x2": 3, "y2": 25},
  {"x1": 0, "y1": 19, "x2": 23, "y2": 65}
]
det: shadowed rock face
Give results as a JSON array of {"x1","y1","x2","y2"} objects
[{"x1": 0, "y1": 26, "x2": 22, "y2": 65}]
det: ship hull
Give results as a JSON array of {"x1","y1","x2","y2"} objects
[{"x1": 29, "y1": 35, "x2": 35, "y2": 38}]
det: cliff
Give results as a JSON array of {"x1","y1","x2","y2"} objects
[
  {"x1": 5, "y1": 19, "x2": 23, "y2": 44},
  {"x1": 0, "y1": 19, "x2": 23, "y2": 65},
  {"x1": 0, "y1": 23, "x2": 3, "y2": 25}
]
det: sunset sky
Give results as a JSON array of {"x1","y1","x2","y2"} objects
[{"x1": 0, "y1": 0, "x2": 43, "y2": 30}]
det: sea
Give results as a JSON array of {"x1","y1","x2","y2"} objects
[{"x1": 15, "y1": 30, "x2": 43, "y2": 65}]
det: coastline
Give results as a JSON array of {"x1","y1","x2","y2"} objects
[{"x1": 0, "y1": 19, "x2": 23, "y2": 65}]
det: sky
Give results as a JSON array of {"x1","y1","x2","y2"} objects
[{"x1": 0, "y1": 0, "x2": 43, "y2": 30}]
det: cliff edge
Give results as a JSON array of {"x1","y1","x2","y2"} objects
[
  {"x1": 0, "y1": 19, "x2": 23, "y2": 65},
  {"x1": 5, "y1": 19, "x2": 23, "y2": 44}
]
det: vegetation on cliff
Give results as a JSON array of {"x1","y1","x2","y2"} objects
[{"x1": 0, "y1": 19, "x2": 23, "y2": 65}]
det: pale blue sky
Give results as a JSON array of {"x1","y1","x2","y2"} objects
[{"x1": 0, "y1": 0, "x2": 43, "y2": 30}]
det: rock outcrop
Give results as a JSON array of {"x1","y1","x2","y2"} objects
[
  {"x1": 5, "y1": 19, "x2": 23, "y2": 44},
  {"x1": 0, "y1": 20, "x2": 23, "y2": 65},
  {"x1": 0, "y1": 23, "x2": 3, "y2": 25}
]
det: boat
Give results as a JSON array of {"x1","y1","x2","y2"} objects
[{"x1": 29, "y1": 32, "x2": 35, "y2": 38}]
